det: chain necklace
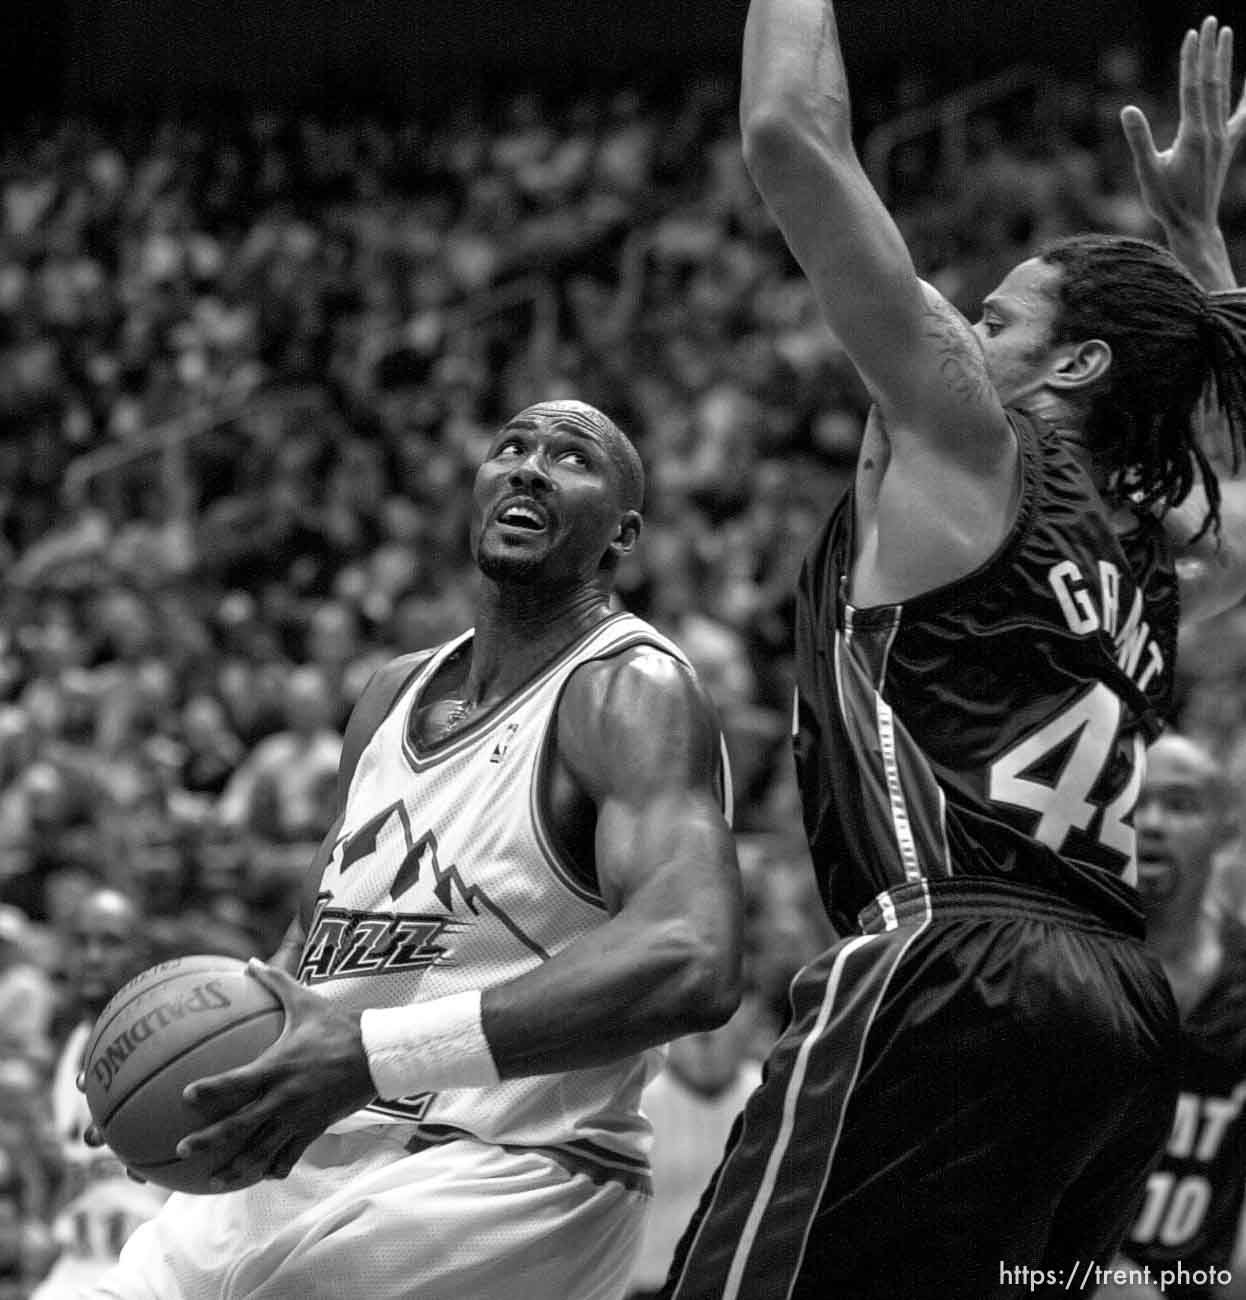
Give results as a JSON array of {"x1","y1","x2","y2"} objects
[{"x1": 424, "y1": 696, "x2": 474, "y2": 744}]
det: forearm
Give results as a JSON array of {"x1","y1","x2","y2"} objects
[
  {"x1": 483, "y1": 884, "x2": 741, "y2": 1076},
  {"x1": 364, "y1": 918, "x2": 739, "y2": 1102},
  {"x1": 363, "y1": 824, "x2": 742, "y2": 1098},
  {"x1": 741, "y1": 0, "x2": 850, "y2": 145},
  {"x1": 1162, "y1": 218, "x2": 1237, "y2": 292},
  {"x1": 738, "y1": 0, "x2": 1010, "y2": 451}
]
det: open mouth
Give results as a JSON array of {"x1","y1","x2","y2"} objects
[
  {"x1": 1136, "y1": 854, "x2": 1177, "y2": 899},
  {"x1": 495, "y1": 501, "x2": 548, "y2": 532}
]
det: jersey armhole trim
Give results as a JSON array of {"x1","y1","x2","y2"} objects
[
  {"x1": 342, "y1": 649, "x2": 443, "y2": 802},
  {"x1": 841, "y1": 409, "x2": 1041, "y2": 627},
  {"x1": 530, "y1": 632, "x2": 730, "y2": 910}
]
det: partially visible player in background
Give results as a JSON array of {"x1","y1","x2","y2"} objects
[
  {"x1": 626, "y1": 998, "x2": 764, "y2": 1300},
  {"x1": 0, "y1": 1063, "x2": 57, "y2": 1300},
  {"x1": 32, "y1": 888, "x2": 166, "y2": 1300},
  {"x1": 663, "y1": 11, "x2": 1246, "y2": 1300},
  {"x1": 0, "y1": 904, "x2": 58, "y2": 1298},
  {"x1": 84, "y1": 399, "x2": 744, "y2": 1300},
  {"x1": 1100, "y1": 54, "x2": 1246, "y2": 1298},
  {"x1": 1095, "y1": 735, "x2": 1246, "y2": 1300}
]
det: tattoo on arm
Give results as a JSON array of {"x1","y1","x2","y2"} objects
[{"x1": 921, "y1": 299, "x2": 994, "y2": 408}]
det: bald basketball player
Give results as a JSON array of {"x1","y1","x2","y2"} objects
[
  {"x1": 84, "y1": 400, "x2": 744, "y2": 1300},
  {"x1": 1096, "y1": 735, "x2": 1246, "y2": 1300}
]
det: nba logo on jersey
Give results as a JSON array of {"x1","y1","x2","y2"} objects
[{"x1": 490, "y1": 723, "x2": 520, "y2": 764}]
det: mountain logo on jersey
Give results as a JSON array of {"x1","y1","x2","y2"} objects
[{"x1": 299, "y1": 814, "x2": 550, "y2": 986}]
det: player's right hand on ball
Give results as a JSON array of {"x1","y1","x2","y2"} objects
[{"x1": 173, "y1": 959, "x2": 376, "y2": 1192}]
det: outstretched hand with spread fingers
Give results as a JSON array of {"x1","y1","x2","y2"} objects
[{"x1": 1121, "y1": 16, "x2": 1246, "y2": 234}]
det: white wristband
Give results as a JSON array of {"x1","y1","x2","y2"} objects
[{"x1": 361, "y1": 991, "x2": 501, "y2": 1100}]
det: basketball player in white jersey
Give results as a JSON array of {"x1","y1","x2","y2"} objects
[
  {"x1": 84, "y1": 399, "x2": 745, "y2": 1300},
  {"x1": 34, "y1": 888, "x2": 166, "y2": 1299}
]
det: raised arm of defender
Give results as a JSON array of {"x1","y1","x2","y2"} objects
[
  {"x1": 740, "y1": 0, "x2": 1011, "y2": 459},
  {"x1": 1124, "y1": 17, "x2": 1246, "y2": 624},
  {"x1": 740, "y1": 0, "x2": 1018, "y2": 604},
  {"x1": 1122, "y1": 17, "x2": 1246, "y2": 296}
]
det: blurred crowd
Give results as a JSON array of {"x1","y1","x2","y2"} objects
[{"x1": 1, "y1": 47, "x2": 1245, "y2": 1295}]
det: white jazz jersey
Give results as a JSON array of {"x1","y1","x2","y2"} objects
[{"x1": 299, "y1": 612, "x2": 730, "y2": 1180}]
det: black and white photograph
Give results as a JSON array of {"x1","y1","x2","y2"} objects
[{"x1": 1, "y1": 1, "x2": 1245, "y2": 1296}]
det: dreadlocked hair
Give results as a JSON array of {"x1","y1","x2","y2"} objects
[{"x1": 1039, "y1": 234, "x2": 1246, "y2": 543}]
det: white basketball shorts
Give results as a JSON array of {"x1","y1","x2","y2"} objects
[{"x1": 86, "y1": 1124, "x2": 647, "y2": 1300}]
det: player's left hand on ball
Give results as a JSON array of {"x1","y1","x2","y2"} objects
[
  {"x1": 81, "y1": 1121, "x2": 148, "y2": 1182},
  {"x1": 174, "y1": 959, "x2": 377, "y2": 1192}
]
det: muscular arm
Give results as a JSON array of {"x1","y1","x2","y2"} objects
[
  {"x1": 739, "y1": 0, "x2": 1011, "y2": 466},
  {"x1": 483, "y1": 649, "x2": 743, "y2": 1074}
]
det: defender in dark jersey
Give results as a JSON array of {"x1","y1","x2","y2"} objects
[
  {"x1": 793, "y1": 417, "x2": 1177, "y2": 934},
  {"x1": 1097, "y1": 735, "x2": 1246, "y2": 1300},
  {"x1": 663, "y1": 13, "x2": 1246, "y2": 1300}
]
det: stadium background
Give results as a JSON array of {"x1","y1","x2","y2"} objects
[
  {"x1": 1, "y1": 0, "x2": 1246, "y2": 1292},
  {"x1": 0, "y1": 0, "x2": 1220, "y2": 113}
]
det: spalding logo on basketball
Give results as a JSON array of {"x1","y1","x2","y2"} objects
[{"x1": 83, "y1": 955, "x2": 285, "y2": 1194}]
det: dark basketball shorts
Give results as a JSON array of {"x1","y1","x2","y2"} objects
[{"x1": 661, "y1": 877, "x2": 1179, "y2": 1300}]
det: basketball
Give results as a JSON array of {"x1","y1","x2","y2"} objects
[{"x1": 83, "y1": 955, "x2": 285, "y2": 1194}]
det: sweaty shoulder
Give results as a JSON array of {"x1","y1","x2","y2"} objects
[{"x1": 556, "y1": 645, "x2": 722, "y2": 803}]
